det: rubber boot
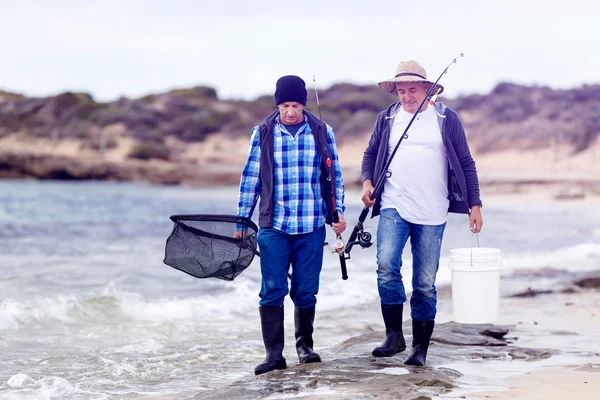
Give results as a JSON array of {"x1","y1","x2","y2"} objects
[
  {"x1": 372, "y1": 303, "x2": 407, "y2": 357},
  {"x1": 404, "y1": 319, "x2": 435, "y2": 366},
  {"x1": 254, "y1": 306, "x2": 287, "y2": 375},
  {"x1": 294, "y1": 306, "x2": 321, "y2": 364}
]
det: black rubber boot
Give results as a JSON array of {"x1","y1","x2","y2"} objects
[
  {"x1": 404, "y1": 319, "x2": 435, "y2": 366},
  {"x1": 372, "y1": 303, "x2": 407, "y2": 357},
  {"x1": 254, "y1": 306, "x2": 287, "y2": 375},
  {"x1": 294, "y1": 306, "x2": 321, "y2": 364}
]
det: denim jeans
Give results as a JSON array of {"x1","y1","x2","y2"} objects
[
  {"x1": 376, "y1": 208, "x2": 446, "y2": 321},
  {"x1": 257, "y1": 226, "x2": 325, "y2": 308}
]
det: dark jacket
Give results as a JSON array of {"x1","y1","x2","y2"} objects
[
  {"x1": 361, "y1": 102, "x2": 482, "y2": 217},
  {"x1": 257, "y1": 110, "x2": 338, "y2": 228}
]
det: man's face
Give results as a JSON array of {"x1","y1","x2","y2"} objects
[
  {"x1": 396, "y1": 82, "x2": 430, "y2": 113},
  {"x1": 278, "y1": 101, "x2": 304, "y2": 125}
]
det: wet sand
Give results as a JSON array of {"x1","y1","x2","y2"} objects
[{"x1": 457, "y1": 366, "x2": 600, "y2": 400}]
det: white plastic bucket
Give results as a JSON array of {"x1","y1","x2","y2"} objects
[{"x1": 448, "y1": 248, "x2": 502, "y2": 324}]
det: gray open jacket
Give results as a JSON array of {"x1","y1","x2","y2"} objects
[{"x1": 361, "y1": 102, "x2": 482, "y2": 218}]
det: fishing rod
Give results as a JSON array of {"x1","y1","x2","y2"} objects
[
  {"x1": 313, "y1": 75, "x2": 348, "y2": 280},
  {"x1": 344, "y1": 54, "x2": 464, "y2": 258}
]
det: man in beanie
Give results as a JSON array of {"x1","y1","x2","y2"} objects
[
  {"x1": 235, "y1": 75, "x2": 346, "y2": 375},
  {"x1": 361, "y1": 60, "x2": 483, "y2": 366}
]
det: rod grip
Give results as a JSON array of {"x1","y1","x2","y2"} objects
[{"x1": 340, "y1": 252, "x2": 348, "y2": 280}]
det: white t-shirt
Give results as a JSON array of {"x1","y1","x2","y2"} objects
[{"x1": 380, "y1": 106, "x2": 449, "y2": 225}]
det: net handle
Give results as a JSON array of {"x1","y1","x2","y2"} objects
[{"x1": 169, "y1": 214, "x2": 259, "y2": 232}]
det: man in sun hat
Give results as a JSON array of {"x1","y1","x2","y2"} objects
[
  {"x1": 235, "y1": 75, "x2": 346, "y2": 375},
  {"x1": 361, "y1": 60, "x2": 483, "y2": 366}
]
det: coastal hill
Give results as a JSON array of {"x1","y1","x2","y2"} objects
[{"x1": 1, "y1": 82, "x2": 599, "y2": 196}]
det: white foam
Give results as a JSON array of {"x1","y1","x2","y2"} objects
[
  {"x1": 6, "y1": 373, "x2": 35, "y2": 388},
  {"x1": 114, "y1": 338, "x2": 164, "y2": 354},
  {"x1": 368, "y1": 367, "x2": 410, "y2": 375},
  {"x1": 2, "y1": 376, "x2": 83, "y2": 400},
  {"x1": 100, "y1": 358, "x2": 145, "y2": 378}
]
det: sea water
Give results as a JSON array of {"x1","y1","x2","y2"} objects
[{"x1": 1, "y1": 179, "x2": 599, "y2": 399}]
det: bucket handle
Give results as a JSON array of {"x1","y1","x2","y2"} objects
[{"x1": 471, "y1": 232, "x2": 480, "y2": 267}]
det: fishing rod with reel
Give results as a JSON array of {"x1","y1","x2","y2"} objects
[
  {"x1": 313, "y1": 76, "x2": 348, "y2": 280},
  {"x1": 344, "y1": 53, "x2": 465, "y2": 260}
]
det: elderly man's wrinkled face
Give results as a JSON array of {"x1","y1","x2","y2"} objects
[
  {"x1": 396, "y1": 82, "x2": 430, "y2": 114},
  {"x1": 278, "y1": 101, "x2": 304, "y2": 125}
]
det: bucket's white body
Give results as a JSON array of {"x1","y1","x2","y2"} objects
[{"x1": 448, "y1": 248, "x2": 502, "y2": 324}]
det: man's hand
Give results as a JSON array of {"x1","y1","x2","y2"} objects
[
  {"x1": 332, "y1": 214, "x2": 346, "y2": 235},
  {"x1": 362, "y1": 180, "x2": 376, "y2": 208},
  {"x1": 469, "y1": 206, "x2": 483, "y2": 234},
  {"x1": 233, "y1": 230, "x2": 249, "y2": 250}
]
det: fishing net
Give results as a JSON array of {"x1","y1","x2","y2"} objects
[{"x1": 163, "y1": 214, "x2": 259, "y2": 281}]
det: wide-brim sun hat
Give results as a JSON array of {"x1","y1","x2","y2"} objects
[{"x1": 378, "y1": 60, "x2": 444, "y2": 95}]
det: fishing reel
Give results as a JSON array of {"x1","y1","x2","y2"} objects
[
  {"x1": 347, "y1": 227, "x2": 375, "y2": 249},
  {"x1": 356, "y1": 230, "x2": 374, "y2": 248},
  {"x1": 327, "y1": 235, "x2": 346, "y2": 255},
  {"x1": 333, "y1": 236, "x2": 345, "y2": 254}
]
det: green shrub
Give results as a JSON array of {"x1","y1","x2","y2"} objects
[
  {"x1": 169, "y1": 86, "x2": 218, "y2": 99},
  {"x1": 128, "y1": 141, "x2": 171, "y2": 160},
  {"x1": 166, "y1": 109, "x2": 239, "y2": 142}
]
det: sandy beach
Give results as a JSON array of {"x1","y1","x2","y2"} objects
[
  {"x1": 459, "y1": 366, "x2": 600, "y2": 400},
  {"x1": 437, "y1": 275, "x2": 600, "y2": 400}
]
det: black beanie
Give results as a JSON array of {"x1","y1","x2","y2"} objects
[{"x1": 274, "y1": 75, "x2": 307, "y2": 106}]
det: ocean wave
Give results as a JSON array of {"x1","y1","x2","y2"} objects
[
  {"x1": 500, "y1": 241, "x2": 600, "y2": 272},
  {"x1": 0, "y1": 280, "x2": 259, "y2": 333}
]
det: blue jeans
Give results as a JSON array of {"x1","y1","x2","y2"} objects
[
  {"x1": 376, "y1": 208, "x2": 446, "y2": 321},
  {"x1": 257, "y1": 226, "x2": 325, "y2": 308}
]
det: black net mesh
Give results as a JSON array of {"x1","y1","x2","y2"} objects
[{"x1": 163, "y1": 214, "x2": 259, "y2": 281}]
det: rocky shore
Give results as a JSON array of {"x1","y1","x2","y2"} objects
[{"x1": 193, "y1": 270, "x2": 600, "y2": 400}]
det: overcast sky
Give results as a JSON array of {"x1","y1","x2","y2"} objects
[{"x1": 1, "y1": 0, "x2": 597, "y2": 102}]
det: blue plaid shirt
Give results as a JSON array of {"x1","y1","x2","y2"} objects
[{"x1": 237, "y1": 115, "x2": 345, "y2": 235}]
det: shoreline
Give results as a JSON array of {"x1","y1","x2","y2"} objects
[
  {"x1": 2, "y1": 133, "x2": 600, "y2": 199},
  {"x1": 2, "y1": 173, "x2": 600, "y2": 206}
]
